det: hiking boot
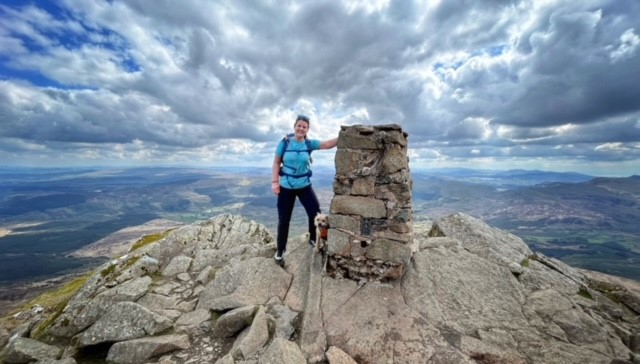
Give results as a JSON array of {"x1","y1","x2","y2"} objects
[{"x1": 274, "y1": 252, "x2": 285, "y2": 267}]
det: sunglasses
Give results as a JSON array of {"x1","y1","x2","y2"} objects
[{"x1": 296, "y1": 114, "x2": 310, "y2": 123}]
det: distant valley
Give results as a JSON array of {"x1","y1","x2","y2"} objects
[{"x1": 1, "y1": 166, "x2": 638, "y2": 288}]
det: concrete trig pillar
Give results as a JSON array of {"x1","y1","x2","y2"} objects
[{"x1": 327, "y1": 124, "x2": 413, "y2": 282}]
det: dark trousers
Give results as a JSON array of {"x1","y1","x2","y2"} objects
[{"x1": 276, "y1": 185, "x2": 320, "y2": 254}]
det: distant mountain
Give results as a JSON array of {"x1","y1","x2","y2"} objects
[
  {"x1": 412, "y1": 167, "x2": 594, "y2": 189},
  {"x1": 0, "y1": 166, "x2": 638, "y2": 283},
  {"x1": 492, "y1": 176, "x2": 640, "y2": 233}
]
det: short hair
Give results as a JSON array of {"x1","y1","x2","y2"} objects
[{"x1": 296, "y1": 114, "x2": 310, "y2": 123}]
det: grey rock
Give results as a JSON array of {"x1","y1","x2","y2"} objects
[
  {"x1": 316, "y1": 280, "x2": 471, "y2": 364},
  {"x1": 330, "y1": 195, "x2": 386, "y2": 218},
  {"x1": 214, "y1": 354, "x2": 235, "y2": 364},
  {"x1": 299, "y1": 252, "x2": 328, "y2": 363},
  {"x1": 509, "y1": 261, "x2": 524, "y2": 275},
  {"x1": 258, "y1": 338, "x2": 306, "y2": 364},
  {"x1": 429, "y1": 212, "x2": 532, "y2": 266},
  {"x1": 114, "y1": 255, "x2": 160, "y2": 283},
  {"x1": 214, "y1": 306, "x2": 258, "y2": 338},
  {"x1": 10, "y1": 211, "x2": 639, "y2": 364},
  {"x1": 418, "y1": 236, "x2": 461, "y2": 251},
  {"x1": 176, "y1": 298, "x2": 198, "y2": 312},
  {"x1": 78, "y1": 302, "x2": 173, "y2": 347},
  {"x1": 8, "y1": 323, "x2": 31, "y2": 341},
  {"x1": 454, "y1": 333, "x2": 528, "y2": 363},
  {"x1": 380, "y1": 143, "x2": 407, "y2": 175},
  {"x1": 325, "y1": 346, "x2": 357, "y2": 364},
  {"x1": 266, "y1": 300, "x2": 299, "y2": 340},
  {"x1": 176, "y1": 273, "x2": 191, "y2": 282},
  {"x1": 336, "y1": 130, "x2": 380, "y2": 150},
  {"x1": 106, "y1": 334, "x2": 190, "y2": 364},
  {"x1": 328, "y1": 215, "x2": 360, "y2": 234},
  {"x1": 191, "y1": 245, "x2": 269, "y2": 273},
  {"x1": 281, "y1": 236, "x2": 316, "y2": 312},
  {"x1": 145, "y1": 225, "x2": 200, "y2": 267},
  {"x1": 197, "y1": 257, "x2": 292, "y2": 311},
  {"x1": 518, "y1": 259, "x2": 581, "y2": 295},
  {"x1": 365, "y1": 238, "x2": 412, "y2": 266},
  {"x1": 137, "y1": 293, "x2": 179, "y2": 312},
  {"x1": 175, "y1": 309, "x2": 211, "y2": 327},
  {"x1": 233, "y1": 306, "x2": 269, "y2": 359},
  {"x1": 152, "y1": 281, "x2": 180, "y2": 296},
  {"x1": 196, "y1": 265, "x2": 213, "y2": 284},
  {"x1": 0, "y1": 337, "x2": 61, "y2": 364},
  {"x1": 37, "y1": 358, "x2": 77, "y2": 364},
  {"x1": 334, "y1": 149, "x2": 378, "y2": 177},
  {"x1": 162, "y1": 255, "x2": 193, "y2": 276},
  {"x1": 404, "y1": 245, "x2": 528, "y2": 335},
  {"x1": 206, "y1": 214, "x2": 273, "y2": 250},
  {"x1": 61, "y1": 275, "x2": 152, "y2": 337},
  {"x1": 158, "y1": 309, "x2": 183, "y2": 320}
]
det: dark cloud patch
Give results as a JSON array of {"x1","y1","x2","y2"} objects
[
  {"x1": 493, "y1": 2, "x2": 640, "y2": 127},
  {"x1": 0, "y1": 0, "x2": 638, "y2": 174}
]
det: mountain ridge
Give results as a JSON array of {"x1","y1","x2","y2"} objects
[
  {"x1": 1, "y1": 167, "x2": 638, "y2": 284},
  {"x1": 1, "y1": 213, "x2": 638, "y2": 363}
]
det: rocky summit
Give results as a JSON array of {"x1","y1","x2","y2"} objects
[{"x1": 1, "y1": 213, "x2": 639, "y2": 364}]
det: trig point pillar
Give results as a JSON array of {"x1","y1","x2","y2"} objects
[{"x1": 327, "y1": 124, "x2": 413, "y2": 282}]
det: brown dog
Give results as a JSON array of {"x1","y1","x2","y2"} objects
[{"x1": 314, "y1": 213, "x2": 329, "y2": 252}]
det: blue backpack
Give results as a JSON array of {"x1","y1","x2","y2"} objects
[{"x1": 279, "y1": 133, "x2": 313, "y2": 178}]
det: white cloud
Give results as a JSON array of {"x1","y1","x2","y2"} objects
[
  {"x1": 610, "y1": 28, "x2": 640, "y2": 63},
  {"x1": 0, "y1": 0, "x2": 638, "y2": 175}
]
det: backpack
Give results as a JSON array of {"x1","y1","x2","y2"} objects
[{"x1": 279, "y1": 133, "x2": 313, "y2": 178}]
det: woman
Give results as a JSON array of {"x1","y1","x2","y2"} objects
[{"x1": 271, "y1": 114, "x2": 338, "y2": 266}]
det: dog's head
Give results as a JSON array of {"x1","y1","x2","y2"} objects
[{"x1": 314, "y1": 213, "x2": 329, "y2": 229}]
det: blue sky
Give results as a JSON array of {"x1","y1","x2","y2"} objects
[{"x1": 1, "y1": 0, "x2": 639, "y2": 176}]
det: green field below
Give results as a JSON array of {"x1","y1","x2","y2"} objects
[{"x1": 521, "y1": 231, "x2": 640, "y2": 280}]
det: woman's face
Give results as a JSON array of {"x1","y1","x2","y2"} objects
[{"x1": 294, "y1": 120, "x2": 309, "y2": 138}]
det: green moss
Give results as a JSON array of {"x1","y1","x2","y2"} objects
[
  {"x1": 520, "y1": 258, "x2": 530, "y2": 268},
  {"x1": 578, "y1": 286, "x2": 594, "y2": 300},
  {"x1": 122, "y1": 255, "x2": 141, "y2": 270},
  {"x1": 100, "y1": 263, "x2": 116, "y2": 278},
  {"x1": 29, "y1": 273, "x2": 91, "y2": 338},
  {"x1": 605, "y1": 292, "x2": 622, "y2": 304},
  {"x1": 28, "y1": 273, "x2": 91, "y2": 310},
  {"x1": 589, "y1": 280, "x2": 625, "y2": 293},
  {"x1": 245, "y1": 307, "x2": 259, "y2": 326},
  {"x1": 210, "y1": 311, "x2": 222, "y2": 322},
  {"x1": 130, "y1": 229, "x2": 174, "y2": 252},
  {"x1": 588, "y1": 279, "x2": 626, "y2": 303}
]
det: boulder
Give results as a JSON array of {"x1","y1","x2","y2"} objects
[
  {"x1": 258, "y1": 338, "x2": 306, "y2": 364},
  {"x1": 78, "y1": 302, "x2": 173, "y2": 347},
  {"x1": 213, "y1": 305, "x2": 257, "y2": 338},
  {"x1": 232, "y1": 306, "x2": 269, "y2": 360},
  {"x1": 162, "y1": 255, "x2": 193, "y2": 276},
  {"x1": 0, "y1": 337, "x2": 61, "y2": 363},
  {"x1": 429, "y1": 212, "x2": 532, "y2": 266},
  {"x1": 325, "y1": 346, "x2": 357, "y2": 364},
  {"x1": 197, "y1": 257, "x2": 292, "y2": 311},
  {"x1": 106, "y1": 334, "x2": 190, "y2": 364}
]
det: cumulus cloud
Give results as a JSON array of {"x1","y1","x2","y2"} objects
[{"x1": 0, "y1": 0, "x2": 638, "y2": 175}]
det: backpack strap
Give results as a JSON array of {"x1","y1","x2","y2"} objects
[
  {"x1": 279, "y1": 134, "x2": 313, "y2": 159},
  {"x1": 279, "y1": 133, "x2": 313, "y2": 179}
]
